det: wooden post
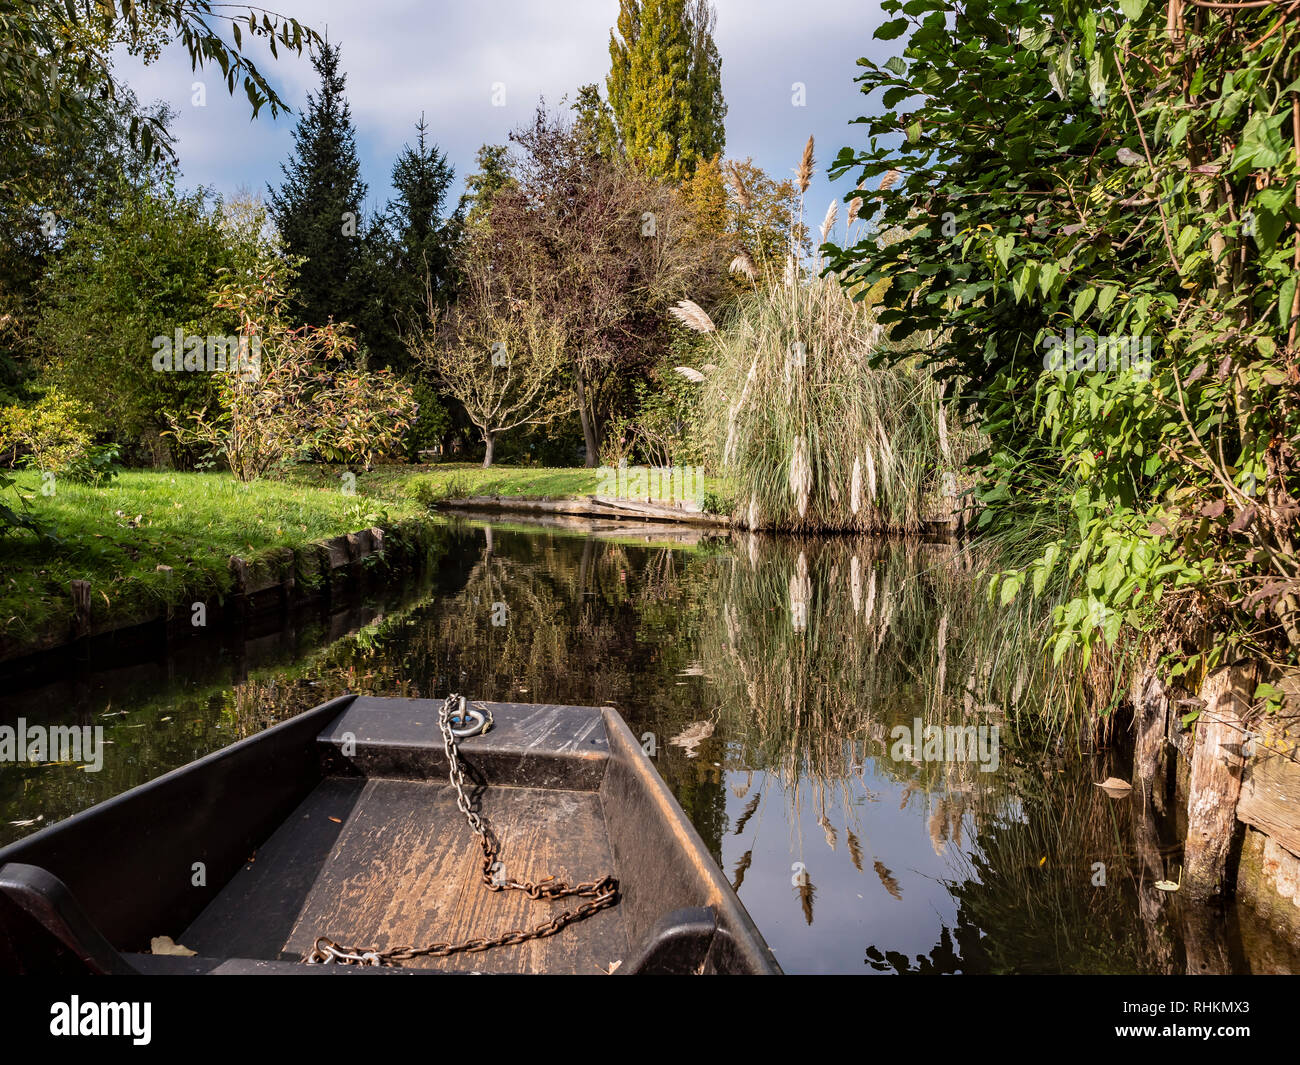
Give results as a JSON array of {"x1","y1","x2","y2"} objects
[
  {"x1": 70, "y1": 580, "x2": 91, "y2": 639},
  {"x1": 1132, "y1": 666, "x2": 1170, "y2": 810},
  {"x1": 1184, "y1": 664, "x2": 1256, "y2": 899}
]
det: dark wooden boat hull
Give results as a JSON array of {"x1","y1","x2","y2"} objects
[{"x1": 0, "y1": 696, "x2": 780, "y2": 975}]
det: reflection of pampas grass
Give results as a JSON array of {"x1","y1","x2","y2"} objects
[
  {"x1": 789, "y1": 561, "x2": 810, "y2": 630},
  {"x1": 698, "y1": 536, "x2": 1092, "y2": 839}
]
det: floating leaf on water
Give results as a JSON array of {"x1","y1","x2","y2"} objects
[
  {"x1": 1154, "y1": 880, "x2": 1179, "y2": 892},
  {"x1": 1095, "y1": 776, "x2": 1133, "y2": 796}
]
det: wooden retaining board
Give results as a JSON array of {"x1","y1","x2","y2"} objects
[
  {"x1": 1237, "y1": 718, "x2": 1300, "y2": 858},
  {"x1": 181, "y1": 778, "x2": 629, "y2": 975}
]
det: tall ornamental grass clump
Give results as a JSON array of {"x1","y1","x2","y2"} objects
[{"x1": 673, "y1": 143, "x2": 967, "y2": 532}]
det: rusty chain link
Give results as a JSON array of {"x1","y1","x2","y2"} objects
[{"x1": 306, "y1": 693, "x2": 619, "y2": 967}]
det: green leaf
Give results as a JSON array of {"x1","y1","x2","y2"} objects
[
  {"x1": 1119, "y1": 0, "x2": 1148, "y2": 20},
  {"x1": 1097, "y1": 284, "x2": 1119, "y2": 315},
  {"x1": 993, "y1": 234, "x2": 1014, "y2": 269},
  {"x1": 1073, "y1": 287, "x2": 1096, "y2": 320},
  {"x1": 1000, "y1": 572, "x2": 1022, "y2": 606},
  {"x1": 1280, "y1": 277, "x2": 1297, "y2": 330},
  {"x1": 875, "y1": 18, "x2": 909, "y2": 40},
  {"x1": 1039, "y1": 261, "x2": 1061, "y2": 297},
  {"x1": 884, "y1": 56, "x2": 907, "y2": 76}
]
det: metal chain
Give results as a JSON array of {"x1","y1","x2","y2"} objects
[{"x1": 307, "y1": 694, "x2": 618, "y2": 967}]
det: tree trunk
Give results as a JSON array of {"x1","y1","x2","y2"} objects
[
  {"x1": 575, "y1": 371, "x2": 599, "y2": 468},
  {"x1": 1184, "y1": 663, "x2": 1256, "y2": 899},
  {"x1": 482, "y1": 432, "x2": 495, "y2": 468}
]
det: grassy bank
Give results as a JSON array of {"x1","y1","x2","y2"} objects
[
  {"x1": 282, "y1": 463, "x2": 604, "y2": 504},
  {"x1": 0, "y1": 469, "x2": 426, "y2": 654},
  {"x1": 0, "y1": 462, "x2": 736, "y2": 658},
  {"x1": 283, "y1": 462, "x2": 735, "y2": 511}
]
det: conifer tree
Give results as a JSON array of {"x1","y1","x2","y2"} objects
[
  {"x1": 267, "y1": 41, "x2": 369, "y2": 330},
  {"x1": 461, "y1": 145, "x2": 513, "y2": 227}
]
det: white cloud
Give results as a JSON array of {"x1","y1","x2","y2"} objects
[{"x1": 112, "y1": 0, "x2": 892, "y2": 224}]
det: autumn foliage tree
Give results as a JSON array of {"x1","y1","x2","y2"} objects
[
  {"x1": 484, "y1": 103, "x2": 725, "y2": 464},
  {"x1": 168, "y1": 254, "x2": 415, "y2": 480}
]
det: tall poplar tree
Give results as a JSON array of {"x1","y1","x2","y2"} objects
[
  {"x1": 606, "y1": 0, "x2": 726, "y2": 181},
  {"x1": 267, "y1": 41, "x2": 369, "y2": 330}
]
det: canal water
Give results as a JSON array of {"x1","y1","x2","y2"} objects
[{"x1": 2, "y1": 516, "x2": 1297, "y2": 973}]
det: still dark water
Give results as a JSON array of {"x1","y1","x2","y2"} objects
[{"x1": 3, "y1": 516, "x2": 1297, "y2": 973}]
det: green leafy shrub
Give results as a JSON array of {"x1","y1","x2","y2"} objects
[
  {"x1": 827, "y1": 0, "x2": 1300, "y2": 678},
  {"x1": 403, "y1": 382, "x2": 452, "y2": 460},
  {"x1": 64, "y1": 443, "x2": 122, "y2": 487},
  {"x1": 0, "y1": 389, "x2": 96, "y2": 474}
]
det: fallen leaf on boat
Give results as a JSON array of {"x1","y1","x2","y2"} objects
[
  {"x1": 1095, "y1": 776, "x2": 1133, "y2": 796},
  {"x1": 150, "y1": 936, "x2": 196, "y2": 956},
  {"x1": 328, "y1": 817, "x2": 342, "y2": 823}
]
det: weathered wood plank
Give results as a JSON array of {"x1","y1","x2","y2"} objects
[
  {"x1": 319, "y1": 699, "x2": 609, "y2": 790},
  {"x1": 181, "y1": 776, "x2": 366, "y2": 958},
  {"x1": 275, "y1": 780, "x2": 628, "y2": 974},
  {"x1": 1237, "y1": 715, "x2": 1300, "y2": 858}
]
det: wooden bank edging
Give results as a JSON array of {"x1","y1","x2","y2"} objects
[
  {"x1": 435, "y1": 494, "x2": 732, "y2": 528},
  {"x1": 1133, "y1": 662, "x2": 1300, "y2": 932},
  {"x1": 436, "y1": 493, "x2": 960, "y2": 537},
  {"x1": 0, "y1": 520, "x2": 441, "y2": 675}
]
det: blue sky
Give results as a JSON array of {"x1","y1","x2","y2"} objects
[{"x1": 114, "y1": 1, "x2": 894, "y2": 234}]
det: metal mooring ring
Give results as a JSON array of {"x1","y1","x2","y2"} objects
[{"x1": 448, "y1": 707, "x2": 487, "y2": 738}]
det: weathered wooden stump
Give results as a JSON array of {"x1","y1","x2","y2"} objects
[{"x1": 1184, "y1": 664, "x2": 1256, "y2": 899}]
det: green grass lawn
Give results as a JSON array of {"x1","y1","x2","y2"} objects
[
  {"x1": 1, "y1": 462, "x2": 733, "y2": 656},
  {"x1": 0, "y1": 470, "x2": 424, "y2": 652},
  {"x1": 281, "y1": 462, "x2": 604, "y2": 504},
  {"x1": 285, "y1": 462, "x2": 734, "y2": 510}
]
